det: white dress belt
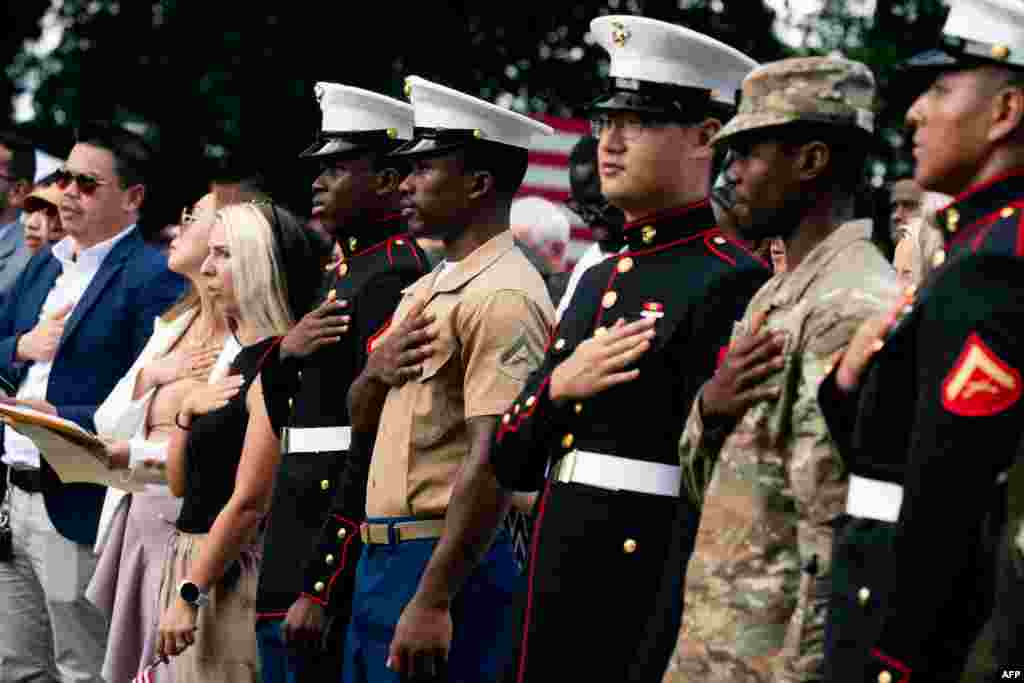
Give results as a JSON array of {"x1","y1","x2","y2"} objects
[
  {"x1": 845, "y1": 474, "x2": 903, "y2": 523},
  {"x1": 847, "y1": 469, "x2": 1010, "y2": 524},
  {"x1": 282, "y1": 426, "x2": 352, "y2": 454},
  {"x1": 551, "y1": 449, "x2": 681, "y2": 498}
]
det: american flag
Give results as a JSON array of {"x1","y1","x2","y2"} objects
[
  {"x1": 130, "y1": 655, "x2": 166, "y2": 683},
  {"x1": 517, "y1": 115, "x2": 595, "y2": 268}
]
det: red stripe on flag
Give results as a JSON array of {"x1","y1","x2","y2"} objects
[
  {"x1": 527, "y1": 150, "x2": 571, "y2": 167},
  {"x1": 533, "y1": 114, "x2": 592, "y2": 135},
  {"x1": 516, "y1": 187, "x2": 571, "y2": 204}
]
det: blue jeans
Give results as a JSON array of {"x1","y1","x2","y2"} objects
[{"x1": 343, "y1": 517, "x2": 521, "y2": 683}]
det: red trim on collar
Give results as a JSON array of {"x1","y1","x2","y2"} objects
[
  {"x1": 623, "y1": 199, "x2": 711, "y2": 231},
  {"x1": 936, "y1": 168, "x2": 1024, "y2": 220},
  {"x1": 871, "y1": 649, "x2": 911, "y2": 683}
]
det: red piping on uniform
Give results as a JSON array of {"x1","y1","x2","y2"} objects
[
  {"x1": 366, "y1": 317, "x2": 392, "y2": 355},
  {"x1": 592, "y1": 264, "x2": 621, "y2": 330},
  {"x1": 938, "y1": 167, "x2": 1024, "y2": 214},
  {"x1": 870, "y1": 649, "x2": 911, "y2": 683},
  {"x1": 497, "y1": 375, "x2": 553, "y2": 439},
  {"x1": 715, "y1": 230, "x2": 770, "y2": 269},
  {"x1": 516, "y1": 478, "x2": 553, "y2": 683},
  {"x1": 324, "y1": 515, "x2": 360, "y2": 600},
  {"x1": 398, "y1": 233, "x2": 424, "y2": 270},
  {"x1": 255, "y1": 337, "x2": 284, "y2": 372},
  {"x1": 621, "y1": 229, "x2": 714, "y2": 259},
  {"x1": 704, "y1": 233, "x2": 736, "y2": 266},
  {"x1": 622, "y1": 199, "x2": 710, "y2": 231}
]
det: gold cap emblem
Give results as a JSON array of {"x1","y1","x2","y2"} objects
[
  {"x1": 472, "y1": 129, "x2": 484, "y2": 139},
  {"x1": 611, "y1": 21, "x2": 631, "y2": 48},
  {"x1": 386, "y1": 128, "x2": 397, "y2": 139},
  {"x1": 992, "y1": 44, "x2": 1011, "y2": 61},
  {"x1": 404, "y1": 81, "x2": 412, "y2": 98}
]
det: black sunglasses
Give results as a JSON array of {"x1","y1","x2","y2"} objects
[{"x1": 53, "y1": 168, "x2": 109, "y2": 195}]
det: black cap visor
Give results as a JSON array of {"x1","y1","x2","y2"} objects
[
  {"x1": 586, "y1": 79, "x2": 714, "y2": 121},
  {"x1": 299, "y1": 129, "x2": 405, "y2": 160},
  {"x1": 389, "y1": 128, "x2": 482, "y2": 159}
]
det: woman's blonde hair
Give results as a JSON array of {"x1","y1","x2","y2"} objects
[
  {"x1": 161, "y1": 184, "x2": 269, "y2": 322},
  {"x1": 216, "y1": 202, "x2": 295, "y2": 337}
]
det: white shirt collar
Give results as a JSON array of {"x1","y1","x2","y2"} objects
[{"x1": 52, "y1": 223, "x2": 136, "y2": 273}]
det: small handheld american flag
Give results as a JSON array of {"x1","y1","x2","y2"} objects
[{"x1": 130, "y1": 655, "x2": 167, "y2": 683}]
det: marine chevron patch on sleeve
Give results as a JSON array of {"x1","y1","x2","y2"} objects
[{"x1": 941, "y1": 332, "x2": 1022, "y2": 417}]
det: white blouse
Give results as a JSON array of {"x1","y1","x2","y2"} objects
[{"x1": 92, "y1": 307, "x2": 241, "y2": 553}]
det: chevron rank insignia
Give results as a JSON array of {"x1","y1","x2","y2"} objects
[
  {"x1": 640, "y1": 302, "x2": 664, "y2": 319},
  {"x1": 941, "y1": 332, "x2": 1021, "y2": 417}
]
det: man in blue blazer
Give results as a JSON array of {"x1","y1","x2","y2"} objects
[{"x1": 0, "y1": 123, "x2": 184, "y2": 683}]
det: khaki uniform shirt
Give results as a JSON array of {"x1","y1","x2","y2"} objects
[
  {"x1": 366, "y1": 231, "x2": 554, "y2": 519},
  {"x1": 664, "y1": 221, "x2": 899, "y2": 683}
]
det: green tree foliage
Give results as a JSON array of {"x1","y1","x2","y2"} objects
[{"x1": 3, "y1": 0, "x2": 950, "y2": 232}]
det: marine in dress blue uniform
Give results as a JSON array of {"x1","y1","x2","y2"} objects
[
  {"x1": 819, "y1": 2, "x2": 1024, "y2": 680},
  {"x1": 255, "y1": 83, "x2": 427, "y2": 683},
  {"x1": 489, "y1": 17, "x2": 770, "y2": 682}
]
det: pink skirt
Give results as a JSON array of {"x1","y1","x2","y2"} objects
[{"x1": 86, "y1": 493, "x2": 182, "y2": 683}]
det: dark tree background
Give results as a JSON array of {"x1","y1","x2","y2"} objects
[{"x1": 1, "y1": 0, "x2": 948, "y2": 236}]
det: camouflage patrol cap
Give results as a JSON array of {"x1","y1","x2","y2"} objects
[{"x1": 712, "y1": 56, "x2": 876, "y2": 147}]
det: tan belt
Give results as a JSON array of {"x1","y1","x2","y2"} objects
[
  {"x1": 551, "y1": 449, "x2": 681, "y2": 497},
  {"x1": 360, "y1": 518, "x2": 446, "y2": 545}
]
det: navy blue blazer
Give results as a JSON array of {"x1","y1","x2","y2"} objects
[{"x1": 0, "y1": 228, "x2": 185, "y2": 546}]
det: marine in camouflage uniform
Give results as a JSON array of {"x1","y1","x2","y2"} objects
[{"x1": 663, "y1": 58, "x2": 899, "y2": 683}]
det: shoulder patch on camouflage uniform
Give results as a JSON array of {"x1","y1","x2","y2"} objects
[{"x1": 941, "y1": 332, "x2": 1022, "y2": 416}]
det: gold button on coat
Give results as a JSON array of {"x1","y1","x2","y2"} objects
[
  {"x1": 338, "y1": 263, "x2": 349, "y2": 277},
  {"x1": 325, "y1": 554, "x2": 335, "y2": 566},
  {"x1": 932, "y1": 249, "x2": 946, "y2": 267},
  {"x1": 561, "y1": 433, "x2": 574, "y2": 449},
  {"x1": 574, "y1": 403, "x2": 583, "y2": 414},
  {"x1": 641, "y1": 226, "x2": 656, "y2": 244},
  {"x1": 525, "y1": 396, "x2": 536, "y2": 408},
  {"x1": 337, "y1": 528, "x2": 347, "y2": 539},
  {"x1": 616, "y1": 257, "x2": 634, "y2": 273},
  {"x1": 857, "y1": 587, "x2": 870, "y2": 606},
  {"x1": 602, "y1": 291, "x2": 618, "y2": 309},
  {"x1": 320, "y1": 480, "x2": 330, "y2": 491},
  {"x1": 314, "y1": 581, "x2": 325, "y2": 593},
  {"x1": 946, "y1": 208, "x2": 959, "y2": 232},
  {"x1": 878, "y1": 671, "x2": 892, "y2": 683},
  {"x1": 553, "y1": 338, "x2": 566, "y2": 351},
  {"x1": 1002, "y1": 207, "x2": 1016, "y2": 218},
  {"x1": 623, "y1": 539, "x2": 637, "y2": 554}
]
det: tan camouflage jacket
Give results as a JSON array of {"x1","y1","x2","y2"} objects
[{"x1": 663, "y1": 220, "x2": 899, "y2": 683}]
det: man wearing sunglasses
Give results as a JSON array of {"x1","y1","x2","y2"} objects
[
  {"x1": 0, "y1": 132, "x2": 38, "y2": 302},
  {"x1": 0, "y1": 122, "x2": 184, "y2": 683},
  {"x1": 254, "y1": 83, "x2": 428, "y2": 683}
]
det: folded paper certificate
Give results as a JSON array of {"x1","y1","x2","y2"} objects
[{"x1": 0, "y1": 404, "x2": 144, "y2": 492}]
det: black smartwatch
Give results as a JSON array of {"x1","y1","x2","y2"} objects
[{"x1": 178, "y1": 580, "x2": 210, "y2": 608}]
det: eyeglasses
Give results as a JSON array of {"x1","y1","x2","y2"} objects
[
  {"x1": 589, "y1": 113, "x2": 676, "y2": 141},
  {"x1": 53, "y1": 168, "x2": 109, "y2": 195}
]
